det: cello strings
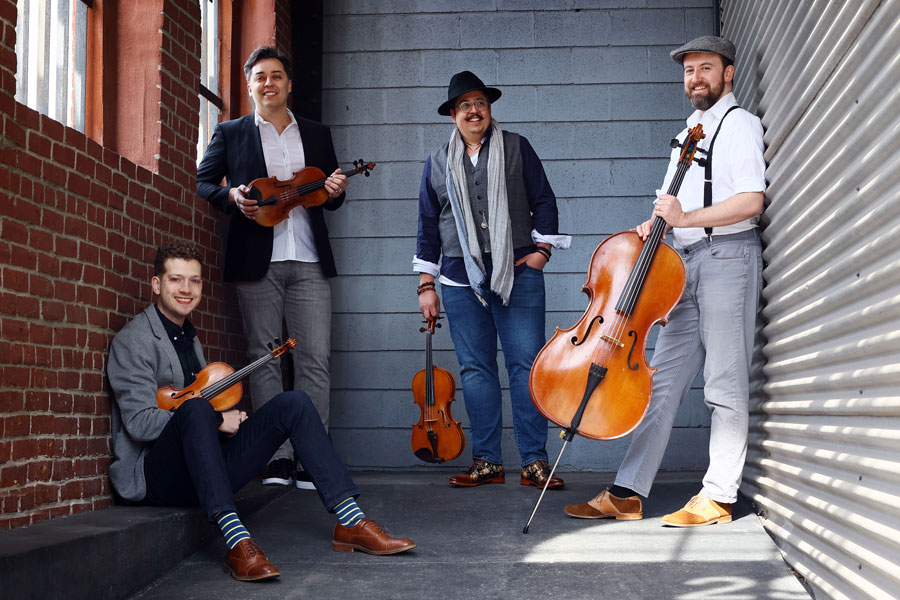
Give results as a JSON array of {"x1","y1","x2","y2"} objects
[{"x1": 588, "y1": 154, "x2": 692, "y2": 368}]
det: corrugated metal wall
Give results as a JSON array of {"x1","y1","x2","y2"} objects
[
  {"x1": 321, "y1": 2, "x2": 718, "y2": 471},
  {"x1": 721, "y1": 1, "x2": 900, "y2": 598}
]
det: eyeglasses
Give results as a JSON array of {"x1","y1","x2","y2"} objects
[{"x1": 456, "y1": 99, "x2": 489, "y2": 112}]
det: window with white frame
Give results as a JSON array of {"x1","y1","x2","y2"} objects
[
  {"x1": 15, "y1": 0, "x2": 89, "y2": 132},
  {"x1": 197, "y1": 0, "x2": 222, "y2": 162}
]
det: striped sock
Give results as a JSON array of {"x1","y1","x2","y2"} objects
[
  {"x1": 333, "y1": 497, "x2": 365, "y2": 527},
  {"x1": 215, "y1": 511, "x2": 251, "y2": 550}
]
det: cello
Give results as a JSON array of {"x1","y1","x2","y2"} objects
[
  {"x1": 411, "y1": 318, "x2": 465, "y2": 463},
  {"x1": 157, "y1": 339, "x2": 297, "y2": 412},
  {"x1": 523, "y1": 125, "x2": 706, "y2": 532},
  {"x1": 249, "y1": 160, "x2": 375, "y2": 227}
]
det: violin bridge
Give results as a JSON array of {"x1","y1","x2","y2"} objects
[{"x1": 600, "y1": 335, "x2": 624, "y2": 348}]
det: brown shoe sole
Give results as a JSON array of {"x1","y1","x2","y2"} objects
[
  {"x1": 449, "y1": 475, "x2": 505, "y2": 487},
  {"x1": 520, "y1": 477, "x2": 564, "y2": 489},
  {"x1": 223, "y1": 565, "x2": 281, "y2": 581},
  {"x1": 563, "y1": 506, "x2": 642, "y2": 520},
  {"x1": 332, "y1": 541, "x2": 417, "y2": 555},
  {"x1": 661, "y1": 514, "x2": 732, "y2": 527}
]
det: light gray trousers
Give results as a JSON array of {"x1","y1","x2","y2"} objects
[
  {"x1": 234, "y1": 260, "x2": 332, "y2": 463},
  {"x1": 615, "y1": 229, "x2": 762, "y2": 504}
]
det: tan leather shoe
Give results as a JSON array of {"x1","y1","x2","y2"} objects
[
  {"x1": 564, "y1": 489, "x2": 643, "y2": 520},
  {"x1": 332, "y1": 518, "x2": 416, "y2": 555},
  {"x1": 449, "y1": 458, "x2": 505, "y2": 487},
  {"x1": 223, "y1": 538, "x2": 280, "y2": 581},
  {"x1": 661, "y1": 493, "x2": 732, "y2": 527},
  {"x1": 520, "y1": 459, "x2": 564, "y2": 489}
]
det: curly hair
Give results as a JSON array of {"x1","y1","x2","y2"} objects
[{"x1": 153, "y1": 242, "x2": 204, "y2": 276}]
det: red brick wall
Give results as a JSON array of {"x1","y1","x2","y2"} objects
[{"x1": 0, "y1": 0, "x2": 247, "y2": 529}]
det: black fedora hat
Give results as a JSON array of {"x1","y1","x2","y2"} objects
[{"x1": 437, "y1": 71, "x2": 502, "y2": 116}]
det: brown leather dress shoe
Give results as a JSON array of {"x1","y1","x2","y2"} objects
[
  {"x1": 661, "y1": 493, "x2": 732, "y2": 527},
  {"x1": 332, "y1": 518, "x2": 416, "y2": 555},
  {"x1": 520, "y1": 459, "x2": 564, "y2": 489},
  {"x1": 564, "y1": 489, "x2": 643, "y2": 520},
  {"x1": 449, "y1": 458, "x2": 505, "y2": 487},
  {"x1": 224, "y1": 538, "x2": 280, "y2": 581}
]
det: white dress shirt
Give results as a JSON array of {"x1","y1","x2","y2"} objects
[
  {"x1": 255, "y1": 110, "x2": 319, "y2": 263},
  {"x1": 658, "y1": 92, "x2": 766, "y2": 247}
]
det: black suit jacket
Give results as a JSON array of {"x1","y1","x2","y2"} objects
[{"x1": 196, "y1": 113, "x2": 345, "y2": 281}]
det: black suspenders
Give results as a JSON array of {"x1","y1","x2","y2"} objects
[{"x1": 703, "y1": 105, "x2": 741, "y2": 240}]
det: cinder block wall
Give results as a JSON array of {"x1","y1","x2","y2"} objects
[
  {"x1": 320, "y1": 2, "x2": 717, "y2": 471},
  {"x1": 0, "y1": 0, "x2": 250, "y2": 529}
]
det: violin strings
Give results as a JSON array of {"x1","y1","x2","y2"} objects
[
  {"x1": 269, "y1": 169, "x2": 363, "y2": 205},
  {"x1": 201, "y1": 353, "x2": 273, "y2": 400}
]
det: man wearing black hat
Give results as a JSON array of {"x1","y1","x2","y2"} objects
[
  {"x1": 414, "y1": 71, "x2": 571, "y2": 489},
  {"x1": 565, "y1": 36, "x2": 766, "y2": 527}
]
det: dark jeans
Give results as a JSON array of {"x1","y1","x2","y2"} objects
[{"x1": 143, "y1": 392, "x2": 359, "y2": 519}]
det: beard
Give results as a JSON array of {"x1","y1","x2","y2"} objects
[{"x1": 687, "y1": 77, "x2": 725, "y2": 110}]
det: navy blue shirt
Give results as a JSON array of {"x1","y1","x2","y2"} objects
[{"x1": 416, "y1": 133, "x2": 560, "y2": 284}]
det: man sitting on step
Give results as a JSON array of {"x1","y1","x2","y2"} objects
[{"x1": 107, "y1": 241, "x2": 415, "y2": 582}]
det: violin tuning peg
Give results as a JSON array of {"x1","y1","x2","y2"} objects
[{"x1": 670, "y1": 138, "x2": 681, "y2": 149}]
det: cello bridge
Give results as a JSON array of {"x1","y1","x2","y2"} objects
[{"x1": 600, "y1": 335, "x2": 624, "y2": 348}]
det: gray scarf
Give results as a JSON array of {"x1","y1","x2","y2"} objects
[{"x1": 445, "y1": 120, "x2": 514, "y2": 305}]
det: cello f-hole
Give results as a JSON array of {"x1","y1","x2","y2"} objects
[
  {"x1": 571, "y1": 315, "x2": 604, "y2": 346},
  {"x1": 627, "y1": 330, "x2": 639, "y2": 371}
]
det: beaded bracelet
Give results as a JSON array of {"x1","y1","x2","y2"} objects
[{"x1": 417, "y1": 282, "x2": 435, "y2": 295}]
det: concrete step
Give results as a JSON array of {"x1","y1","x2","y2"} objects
[{"x1": 0, "y1": 482, "x2": 289, "y2": 600}]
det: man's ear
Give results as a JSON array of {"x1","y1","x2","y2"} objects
[
  {"x1": 151, "y1": 275, "x2": 161, "y2": 296},
  {"x1": 724, "y1": 64, "x2": 735, "y2": 84}
]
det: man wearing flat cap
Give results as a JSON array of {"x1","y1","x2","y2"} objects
[
  {"x1": 566, "y1": 36, "x2": 766, "y2": 526},
  {"x1": 414, "y1": 71, "x2": 571, "y2": 489}
]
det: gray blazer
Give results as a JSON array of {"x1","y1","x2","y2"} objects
[{"x1": 107, "y1": 305, "x2": 206, "y2": 501}]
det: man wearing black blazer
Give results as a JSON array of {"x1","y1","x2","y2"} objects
[{"x1": 197, "y1": 46, "x2": 348, "y2": 489}]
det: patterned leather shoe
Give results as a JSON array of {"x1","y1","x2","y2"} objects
[
  {"x1": 449, "y1": 458, "x2": 505, "y2": 487},
  {"x1": 564, "y1": 489, "x2": 643, "y2": 520},
  {"x1": 224, "y1": 538, "x2": 280, "y2": 581},
  {"x1": 661, "y1": 493, "x2": 732, "y2": 527},
  {"x1": 520, "y1": 459, "x2": 564, "y2": 489},
  {"x1": 332, "y1": 518, "x2": 416, "y2": 555}
]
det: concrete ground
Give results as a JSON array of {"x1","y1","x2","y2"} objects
[{"x1": 127, "y1": 472, "x2": 812, "y2": 600}]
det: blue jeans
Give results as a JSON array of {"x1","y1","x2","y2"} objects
[
  {"x1": 441, "y1": 266, "x2": 549, "y2": 467},
  {"x1": 143, "y1": 392, "x2": 359, "y2": 519},
  {"x1": 615, "y1": 230, "x2": 762, "y2": 504}
]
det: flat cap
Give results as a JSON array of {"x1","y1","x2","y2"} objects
[{"x1": 670, "y1": 35, "x2": 736, "y2": 64}]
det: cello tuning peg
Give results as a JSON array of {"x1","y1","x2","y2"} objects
[{"x1": 267, "y1": 341, "x2": 274, "y2": 350}]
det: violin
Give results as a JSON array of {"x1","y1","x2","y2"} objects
[
  {"x1": 411, "y1": 318, "x2": 465, "y2": 463},
  {"x1": 523, "y1": 125, "x2": 704, "y2": 533},
  {"x1": 156, "y1": 339, "x2": 297, "y2": 412},
  {"x1": 249, "y1": 160, "x2": 375, "y2": 227}
]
